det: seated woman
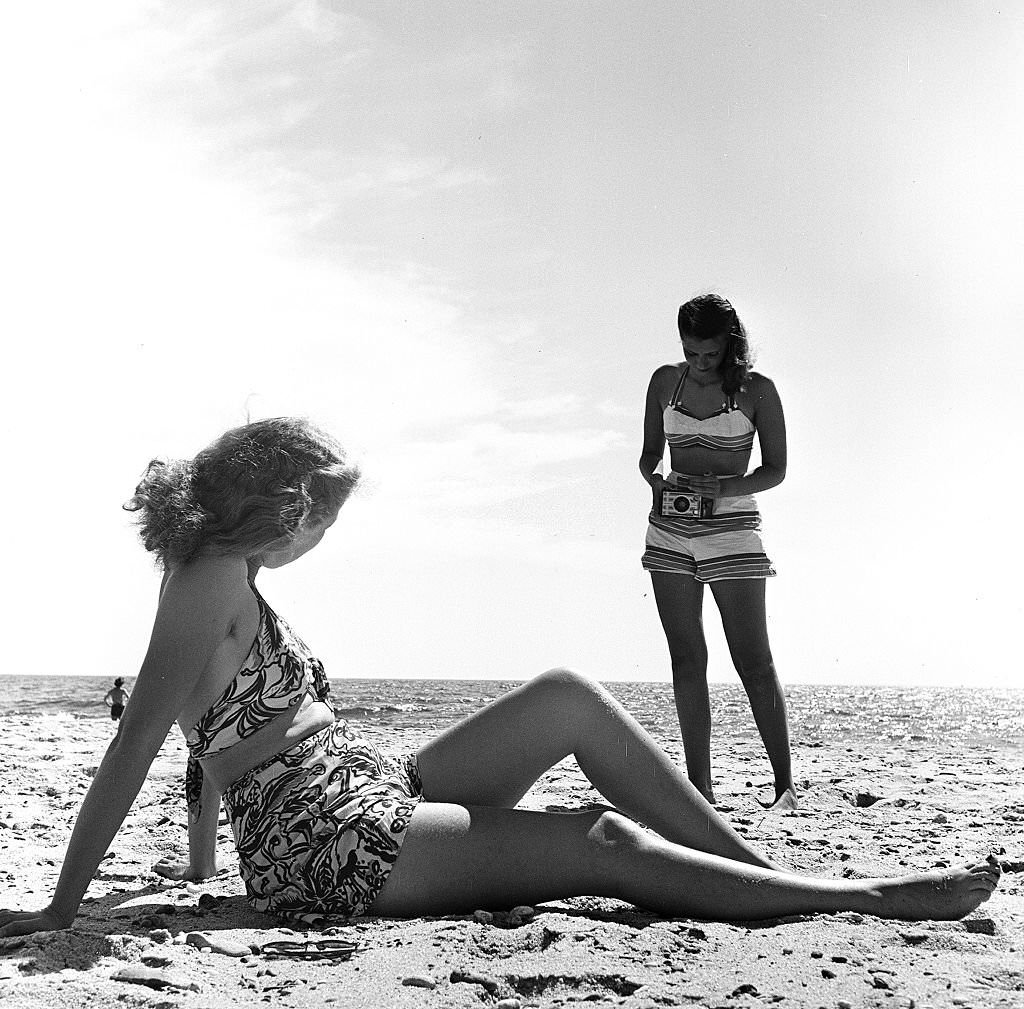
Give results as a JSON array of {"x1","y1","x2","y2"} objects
[{"x1": 0, "y1": 418, "x2": 1000, "y2": 937}]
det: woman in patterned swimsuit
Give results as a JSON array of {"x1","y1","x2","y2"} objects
[
  {"x1": 0, "y1": 418, "x2": 999, "y2": 935},
  {"x1": 640, "y1": 293, "x2": 796, "y2": 810}
]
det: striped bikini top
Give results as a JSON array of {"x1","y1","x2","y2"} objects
[
  {"x1": 185, "y1": 584, "x2": 332, "y2": 760},
  {"x1": 663, "y1": 366, "x2": 755, "y2": 453}
]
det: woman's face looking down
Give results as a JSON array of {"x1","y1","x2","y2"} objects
[
  {"x1": 681, "y1": 331, "x2": 729, "y2": 383},
  {"x1": 256, "y1": 508, "x2": 340, "y2": 569}
]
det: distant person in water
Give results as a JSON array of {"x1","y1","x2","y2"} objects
[
  {"x1": 103, "y1": 678, "x2": 130, "y2": 721},
  {"x1": 0, "y1": 417, "x2": 1001, "y2": 940},
  {"x1": 640, "y1": 293, "x2": 797, "y2": 811}
]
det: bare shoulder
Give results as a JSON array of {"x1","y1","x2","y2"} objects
[
  {"x1": 741, "y1": 371, "x2": 781, "y2": 404},
  {"x1": 648, "y1": 362, "x2": 683, "y2": 398}
]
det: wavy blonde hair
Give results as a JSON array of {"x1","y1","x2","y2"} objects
[{"x1": 125, "y1": 417, "x2": 360, "y2": 566}]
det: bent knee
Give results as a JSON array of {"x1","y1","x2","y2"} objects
[{"x1": 533, "y1": 666, "x2": 600, "y2": 696}]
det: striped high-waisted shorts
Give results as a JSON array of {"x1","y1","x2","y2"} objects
[
  {"x1": 641, "y1": 473, "x2": 776, "y2": 582},
  {"x1": 222, "y1": 721, "x2": 423, "y2": 925}
]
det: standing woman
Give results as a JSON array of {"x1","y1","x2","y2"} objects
[{"x1": 640, "y1": 293, "x2": 797, "y2": 810}]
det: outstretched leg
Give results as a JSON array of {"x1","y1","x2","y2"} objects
[
  {"x1": 416, "y1": 667, "x2": 776, "y2": 869},
  {"x1": 709, "y1": 578, "x2": 797, "y2": 810},
  {"x1": 650, "y1": 571, "x2": 716, "y2": 802},
  {"x1": 372, "y1": 803, "x2": 1001, "y2": 922}
]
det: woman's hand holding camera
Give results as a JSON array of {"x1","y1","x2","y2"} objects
[{"x1": 650, "y1": 473, "x2": 666, "y2": 508}]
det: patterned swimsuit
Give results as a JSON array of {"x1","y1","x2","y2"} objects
[{"x1": 185, "y1": 584, "x2": 422, "y2": 923}]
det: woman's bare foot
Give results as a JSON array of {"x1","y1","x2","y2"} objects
[
  {"x1": 765, "y1": 786, "x2": 799, "y2": 812},
  {"x1": 152, "y1": 856, "x2": 221, "y2": 883},
  {"x1": 861, "y1": 857, "x2": 1001, "y2": 920}
]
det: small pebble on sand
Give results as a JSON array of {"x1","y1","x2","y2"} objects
[
  {"x1": 184, "y1": 931, "x2": 251, "y2": 957},
  {"x1": 402, "y1": 975, "x2": 437, "y2": 989},
  {"x1": 112, "y1": 966, "x2": 200, "y2": 993},
  {"x1": 963, "y1": 918, "x2": 996, "y2": 935}
]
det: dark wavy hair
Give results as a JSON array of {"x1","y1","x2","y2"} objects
[
  {"x1": 677, "y1": 293, "x2": 753, "y2": 396},
  {"x1": 124, "y1": 417, "x2": 361, "y2": 567}
]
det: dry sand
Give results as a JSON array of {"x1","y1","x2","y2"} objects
[{"x1": 1, "y1": 711, "x2": 1022, "y2": 1009}]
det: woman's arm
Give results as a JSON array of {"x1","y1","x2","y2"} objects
[
  {"x1": 719, "y1": 375, "x2": 787, "y2": 497},
  {"x1": 187, "y1": 770, "x2": 222, "y2": 878},
  {"x1": 639, "y1": 367, "x2": 672, "y2": 489},
  {"x1": 153, "y1": 763, "x2": 222, "y2": 882},
  {"x1": 0, "y1": 560, "x2": 241, "y2": 937}
]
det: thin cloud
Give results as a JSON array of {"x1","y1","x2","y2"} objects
[{"x1": 499, "y1": 394, "x2": 584, "y2": 419}]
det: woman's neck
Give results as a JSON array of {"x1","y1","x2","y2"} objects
[{"x1": 685, "y1": 365, "x2": 724, "y2": 390}]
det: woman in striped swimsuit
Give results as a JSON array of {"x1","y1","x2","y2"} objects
[{"x1": 640, "y1": 293, "x2": 797, "y2": 811}]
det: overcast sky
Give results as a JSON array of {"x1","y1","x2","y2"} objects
[{"x1": 2, "y1": 2, "x2": 1021, "y2": 687}]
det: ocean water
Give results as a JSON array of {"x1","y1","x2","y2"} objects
[{"x1": 2, "y1": 674, "x2": 1022, "y2": 752}]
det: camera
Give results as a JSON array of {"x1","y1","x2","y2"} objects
[{"x1": 659, "y1": 489, "x2": 714, "y2": 519}]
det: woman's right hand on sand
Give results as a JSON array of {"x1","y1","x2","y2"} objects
[
  {"x1": 0, "y1": 905, "x2": 71, "y2": 938},
  {"x1": 152, "y1": 855, "x2": 218, "y2": 882}
]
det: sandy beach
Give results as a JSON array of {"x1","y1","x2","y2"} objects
[{"x1": 1, "y1": 706, "x2": 1022, "y2": 1009}]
